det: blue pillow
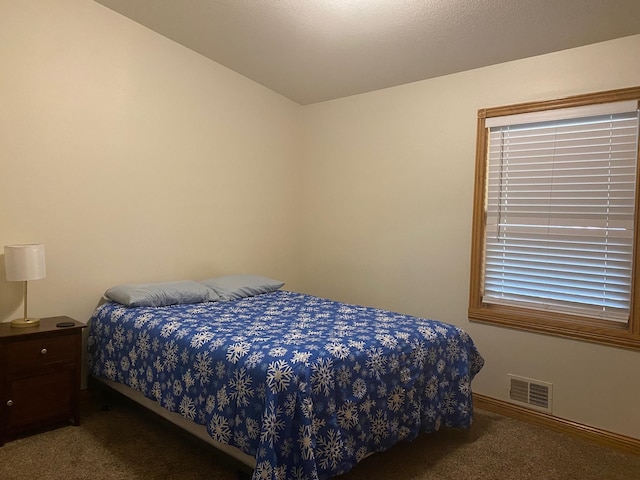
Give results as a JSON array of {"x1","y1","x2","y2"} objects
[
  {"x1": 105, "y1": 280, "x2": 217, "y2": 307},
  {"x1": 200, "y1": 274, "x2": 284, "y2": 301}
]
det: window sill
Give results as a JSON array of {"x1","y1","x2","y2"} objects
[{"x1": 469, "y1": 306, "x2": 640, "y2": 351}]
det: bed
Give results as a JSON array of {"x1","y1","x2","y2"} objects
[{"x1": 87, "y1": 275, "x2": 484, "y2": 480}]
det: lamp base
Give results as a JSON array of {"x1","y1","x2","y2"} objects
[{"x1": 10, "y1": 317, "x2": 40, "y2": 328}]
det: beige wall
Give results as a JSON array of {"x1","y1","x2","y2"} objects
[
  {"x1": 2, "y1": 0, "x2": 639, "y2": 440},
  {"x1": 299, "y1": 34, "x2": 640, "y2": 439},
  {"x1": 0, "y1": 0, "x2": 303, "y2": 323}
]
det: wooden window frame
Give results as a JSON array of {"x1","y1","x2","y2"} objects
[{"x1": 469, "y1": 86, "x2": 640, "y2": 350}]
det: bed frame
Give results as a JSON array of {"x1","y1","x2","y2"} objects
[{"x1": 91, "y1": 376, "x2": 256, "y2": 477}]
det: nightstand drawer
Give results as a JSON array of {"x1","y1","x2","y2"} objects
[{"x1": 6, "y1": 334, "x2": 77, "y2": 373}]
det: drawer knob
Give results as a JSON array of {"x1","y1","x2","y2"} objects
[
  {"x1": 40, "y1": 348, "x2": 48, "y2": 355},
  {"x1": 6, "y1": 400, "x2": 13, "y2": 407}
]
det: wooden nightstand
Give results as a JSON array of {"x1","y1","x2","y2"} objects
[{"x1": 0, "y1": 316, "x2": 86, "y2": 446}]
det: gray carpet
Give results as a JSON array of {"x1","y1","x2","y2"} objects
[{"x1": 1, "y1": 389, "x2": 638, "y2": 479}]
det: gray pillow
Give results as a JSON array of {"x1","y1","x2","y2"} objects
[
  {"x1": 105, "y1": 280, "x2": 217, "y2": 307},
  {"x1": 200, "y1": 274, "x2": 284, "y2": 301}
]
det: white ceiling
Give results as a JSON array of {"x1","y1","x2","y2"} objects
[{"x1": 94, "y1": 0, "x2": 640, "y2": 105}]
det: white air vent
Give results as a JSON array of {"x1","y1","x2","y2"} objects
[{"x1": 507, "y1": 375, "x2": 552, "y2": 413}]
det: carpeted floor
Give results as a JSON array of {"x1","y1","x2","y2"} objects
[{"x1": 1, "y1": 389, "x2": 638, "y2": 479}]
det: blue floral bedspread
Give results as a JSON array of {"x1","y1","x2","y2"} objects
[{"x1": 88, "y1": 290, "x2": 484, "y2": 480}]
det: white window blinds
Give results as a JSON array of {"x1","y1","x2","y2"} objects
[{"x1": 483, "y1": 101, "x2": 640, "y2": 322}]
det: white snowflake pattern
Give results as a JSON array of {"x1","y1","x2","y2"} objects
[
  {"x1": 233, "y1": 431, "x2": 250, "y2": 451},
  {"x1": 254, "y1": 461, "x2": 273, "y2": 480},
  {"x1": 325, "y1": 342, "x2": 350, "y2": 359},
  {"x1": 173, "y1": 379, "x2": 183, "y2": 397},
  {"x1": 179, "y1": 395, "x2": 196, "y2": 420},
  {"x1": 446, "y1": 338, "x2": 461, "y2": 361},
  {"x1": 284, "y1": 393, "x2": 297, "y2": 417},
  {"x1": 458, "y1": 379, "x2": 470, "y2": 396},
  {"x1": 205, "y1": 395, "x2": 216, "y2": 414},
  {"x1": 229, "y1": 368, "x2": 254, "y2": 407},
  {"x1": 311, "y1": 358, "x2": 334, "y2": 396},
  {"x1": 209, "y1": 413, "x2": 232, "y2": 444},
  {"x1": 215, "y1": 360, "x2": 227, "y2": 379},
  {"x1": 151, "y1": 382, "x2": 162, "y2": 401},
  {"x1": 129, "y1": 348, "x2": 138, "y2": 365},
  {"x1": 136, "y1": 332, "x2": 150, "y2": 358},
  {"x1": 275, "y1": 465, "x2": 287, "y2": 480},
  {"x1": 217, "y1": 386, "x2": 230, "y2": 411},
  {"x1": 425, "y1": 375, "x2": 439, "y2": 399},
  {"x1": 128, "y1": 369, "x2": 138, "y2": 389},
  {"x1": 279, "y1": 437, "x2": 293, "y2": 458},
  {"x1": 246, "y1": 417, "x2": 260, "y2": 439},
  {"x1": 370, "y1": 410, "x2": 389, "y2": 443},
  {"x1": 193, "y1": 351, "x2": 213, "y2": 385},
  {"x1": 352, "y1": 378, "x2": 367, "y2": 399},
  {"x1": 375, "y1": 333, "x2": 398, "y2": 349},
  {"x1": 162, "y1": 341, "x2": 179, "y2": 371},
  {"x1": 411, "y1": 341, "x2": 428, "y2": 369},
  {"x1": 245, "y1": 351, "x2": 265, "y2": 369},
  {"x1": 337, "y1": 401, "x2": 359, "y2": 429},
  {"x1": 418, "y1": 326, "x2": 438, "y2": 341},
  {"x1": 365, "y1": 347, "x2": 387, "y2": 380},
  {"x1": 443, "y1": 390, "x2": 457, "y2": 414},
  {"x1": 190, "y1": 331, "x2": 215, "y2": 348},
  {"x1": 336, "y1": 365, "x2": 352, "y2": 388},
  {"x1": 292, "y1": 350, "x2": 312, "y2": 365},
  {"x1": 348, "y1": 340, "x2": 365, "y2": 351},
  {"x1": 435, "y1": 325, "x2": 449, "y2": 336},
  {"x1": 317, "y1": 429, "x2": 344, "y2": 470},
  {"x1": 387, "y1": 386, "x2": 405, "y2": 412},
  {"x1": 160, "y1": 321, "x2": 180, "y2": 338},
  {"x1": 163, "y1": 393, "x2": 175, "y2": 411},
  {"x1": 130, "y1": 311, "x2": 151, "y2": 327},
  {"x1": 267, "y1": 360, "x2": 294, "y2": 393},
  {"x1": 297, "y1": 424, "x2": 314, "y2": 460},
  {"x1": 112, "y1": 325, "x2": 126, "y2": 350},
  {"x1": 226, "y1": 342, "x2": 251, "y2": 363},
  {"x1": 260, "y1": 403, "x2": 286, "y2": 446},
  {"x1": 269, "y1": 346, "x2": 288, "y2": 357},
  {"x1": 400, "y1": 367, "x2": 412, "y2": 385},
  {"x1": 355, "y1": 446, "x2": 369, "y2": 462}
]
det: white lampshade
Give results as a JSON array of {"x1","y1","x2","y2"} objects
[{"x1": 4, "y1": 244, "x2": 46, "y2": 281}]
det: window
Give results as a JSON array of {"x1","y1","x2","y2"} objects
[{"x1": 469, "y1": 87, "x2": 640, "y2": 350}]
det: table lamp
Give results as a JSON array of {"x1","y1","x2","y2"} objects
[{"x1": 4, "y1": 244, "x2": 46, "y2": 328}]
